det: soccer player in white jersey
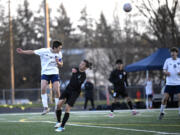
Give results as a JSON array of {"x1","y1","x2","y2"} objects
[
  {"x1": 144, "y1": 77, "x2": 153, "y2": 109},
  {"x1": 159, "y1": 47, "x2": 180, "y2": 119},
  {"x1": 16, "y1": 41, "x2": 63, "y2": 115}
]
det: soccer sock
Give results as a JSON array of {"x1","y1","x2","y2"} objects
[
  {"x1": 149, "y1": 101, "x2": 152, "y2": 108},
  {"x1": 111, "y1": 103, "x2": 116, "y2": 112},
  {"x1": 146, "y1": 99, "x2": 149, "y2": 109},
  {"x1": 56, "y1": 109, "x2": 62, "y2": 123},
  {"x1": 127, "y1": 101, "x2": 133, "y2": 110},
  {"x1": 41, "y1": 94, "x2": 48, "y2": 108},
  {"x1": 54, "y1": 98, "x2": 59, "y2": 110},
  {"x1": 160, "y1": 104, "x2": 166, "y2": 113},
  {"x1": 61, "y1": 113, "x2": 70, "y2": 127}
]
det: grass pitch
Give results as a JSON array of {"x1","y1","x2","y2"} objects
[{"x1": 0, "y1": 109, "x2": 180, "y2": 135}]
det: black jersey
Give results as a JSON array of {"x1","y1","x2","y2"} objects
[
  {"x1": 109, "y1": 69, "x2": 128, "y2": 90},
  {"x1": 66, "y1": 68, "x2": 86, "y2": 92}
]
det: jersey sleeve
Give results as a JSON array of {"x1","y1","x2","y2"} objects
[
  {"x1": 78, "y1": 73, "x2": 86, "y2": 86},
  {"x1": 58, "y1": 52, "x2": 63, "y2": 62},
  {"x1": 124, "y1": 72, "x2": 129, "y2": 87},
  {"x1": 163, "y1": 59, "x2": 168, "y2": 70},
  {"x1": 34, "y1": 48, "x2": 47, "y2": 56},
  {"x1": 109, "y1": 70, "x2": 119, "y2": 84}
]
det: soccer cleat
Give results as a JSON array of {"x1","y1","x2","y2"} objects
[
  {"x1": 158, "y1": 112, "x2": 164, "y2": 120},
  {"x1": 54, "y1": 122, "x2": 61, "y2": 128},
  {"x1": 108, "y1": 112, "x2": 114, "y2": 118},
  {"x1": 132, "y1": 110, "x2": 139, "y2": 115},
  {"x1": 55, "y1": 127, "x2": 65, "y2": 132},
  {"x1": 41, "y1": 107, "x2": 50, "y2": 115}
]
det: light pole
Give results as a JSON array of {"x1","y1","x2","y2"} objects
[
  {"x1": 44, "y1": 0, "x2": 50, "y2": 48},
  {"x1": 8, "y1": 0, "x2": 15, "y2": 104},
  {"x1": 44, "y1": 0, "x2": 53, "y2": 103}
]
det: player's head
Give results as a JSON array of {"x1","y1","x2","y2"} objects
[
  {"x1": 170, "y1": 47, "x2": 179, "y2": 59},
  {"x1": 79, "y1": 60, "x2": 92, "y2": 71},
  {"x1": 116, "y1": 59, "x2": 123, "y2": 70},
  {"x1": 52, "y1": 40, "x2": 63, "y2": 53}
]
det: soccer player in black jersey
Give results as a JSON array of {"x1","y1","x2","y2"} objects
[
  {"x1": 109, "y1": 59, "x2": 138, "y2": 117},
  {"x1": 55, "y1": 60, "x2": 91, "y2": 132}
]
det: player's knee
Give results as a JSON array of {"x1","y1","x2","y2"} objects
[
  {"x1": 178, "y1": 95, "x2": 180, "y2": 101},
  {"x1": 65, "y1": 105, "x2": 71, "y2": 112},
  {"x1": 126, "y1": 97, "x2": 131, "y2": 102},
  {"x1": 57, "y1": 103, "x2": 61, "y2": 110},
  {"x1": 41, "y1": 89, "x2": 46, "y2": 94},
  {"x1": 162, "y1": 97, "x2": 168, "y2": 104},
  {"x1": 57, "y1": 100, "x2": 64, "y2": 109}
]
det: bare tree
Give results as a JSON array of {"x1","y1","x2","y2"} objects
[{"x1": 132, "y1": 0, "x2": 179, "y2": 47}]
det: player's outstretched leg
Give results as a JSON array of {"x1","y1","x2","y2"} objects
[
  {"x1": 177, "y1": 93, "x2": 180, "y2": 117},
  {"x1": 53, "y1": 81, "x2": 60, "y2": 110},
  {"x1": 56, "y1": 104, "x2": 71, "y2": 132},
  {"x1": 41, "y1": 80, "x2": 50, "y2": 115},
  {"x1": 55, "y1": 109, "x2": 62, "y2": 128},
  {"x1": 126, "y1": 97, "x2": 138, "y2": 115},
  {"x1": 146, "y1": 97, "x2": 149, "y2": 109},
  {"x1": 159, "y1": 93, "x2": 169, "y2": 120},
  {"x1": 55, "y1": 99, "x2": 65, "y2": 128},
  {"x1": 109, "y1": 97, "x2": 118, "y2": 118}
]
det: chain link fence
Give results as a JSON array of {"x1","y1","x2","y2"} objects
[{"x1": 0, "y1": 85, "x2": 163, "y2": 105}]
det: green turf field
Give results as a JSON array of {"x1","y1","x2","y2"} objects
[{"x1": 0, "y1": 109, "x2": 180, "y2": 135}]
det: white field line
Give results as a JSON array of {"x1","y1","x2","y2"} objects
[
  {"x1": 1, "y1": 120, "x2": 180, "y2": 135},
  {"x1": 0, "y1": 108, "x2": 178, "y2": 116}
]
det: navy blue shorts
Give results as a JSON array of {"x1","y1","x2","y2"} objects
[
  {"x1": 146, "y1": 94, "x2": 153, "y2": 99},
  {"x1": 41, "y1": 74, "x2": 60, "y2": 84},
  {"x1": 164, "y1": 85, "x2": 180, "y2": 95}
]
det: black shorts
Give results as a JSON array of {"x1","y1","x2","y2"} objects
[
  {"x1": 164, "y1": 85, "x2": 180, "y2": 95},
  {"x1": 59, "y1": 90, "x2": 80, "y2": 107},
  {"x1": 146, "y1": 94, "x2": 153, "y2": 99},
  {"x1": 113, "y1": 88, "x2": 128, "y2": 98}
]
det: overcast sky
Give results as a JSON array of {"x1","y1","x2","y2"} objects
[
  {"x1": 1, "y1": 0, "x2": 174, "y2": 33},
  {"x1": 2, "y1": 0, "x2": 137, "y2": 24}
]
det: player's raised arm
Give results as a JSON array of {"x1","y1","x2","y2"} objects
[
  {"x1": 55, "y1": 57, "x2": 63, "y2": 68},
  {"x1": 16, "y1": 48, "x2": 35, "y2": 55},
  {"x1": 72, "y1": 67, "x2": 78, "y2": 73}
]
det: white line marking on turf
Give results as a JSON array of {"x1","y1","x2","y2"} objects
[
  {"x1": 69, "y1": 123, "x2": 180, "y2": 135},
  {"x1": 0, "y1": 108, "x2": 178, "y2": 116},
  {"x1": 1, "y1": 120, "x2": 180, "y2": 135}
]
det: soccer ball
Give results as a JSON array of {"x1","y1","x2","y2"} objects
[{"x1": 123, "y1": 3, "x2": 132, "y2": 12}]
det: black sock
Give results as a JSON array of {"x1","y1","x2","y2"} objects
[
  {"x1": 61, "y1": 113, "x2": 70, "y2": 127},
  {"x1": 56, "y1": 109, "x2": 62, "y2": 123},
  {"x1": 111, "y1": 103, "x2": 116, "y2": 112},
  {"x1": 127, "y1": 101, "x2": 133, "y2": 110}
]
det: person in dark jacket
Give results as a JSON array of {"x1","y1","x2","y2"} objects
[
  {"x1": 84, "y1": 79, "x2": 95, "y2": 110},
  {"x1": 109, "y1": 59, "x2": 138, "y2": 117}
]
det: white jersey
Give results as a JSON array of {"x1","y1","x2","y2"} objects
[
  {"x1": 34, "y1": 48, "x2": 62, "y2": 75},
  {"x1": 145, "y1": 80, "x2": 153, "y2": 95},
  {"x1": 163, "y1": 57, "x2": 180, "y2": 85}
]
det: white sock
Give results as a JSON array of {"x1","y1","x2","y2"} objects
[
  {"x1": 54, "y1": 98, "x2": 59, "y2": 110},
  {"x1": 179, "y1": 107, "x2": 180, "y2": 114},
  {"x1": 146, "y1": 99, "x2": 149, "y2": 109},
  {"x1": 149, "y1": 101, "x2": 152, "y2": 108},
  {"x1": 41, "y1": 94, "x2": 48, "y2": 108},
  {"x1": 160, "y1": 104, "x2": 166, "y2": 113}
]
